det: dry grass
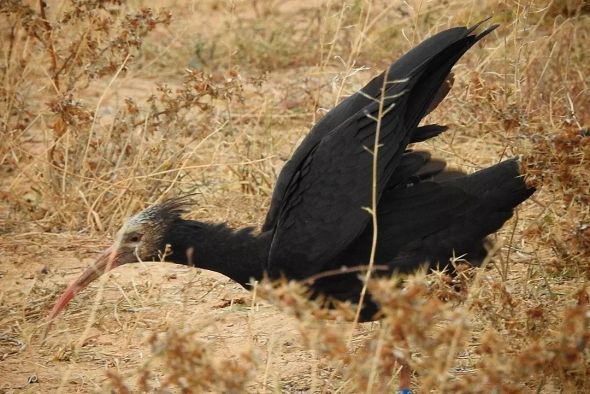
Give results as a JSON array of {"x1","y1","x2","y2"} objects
[{"x1": 1, "y1": 0, "x2": 589, "y2": 392}]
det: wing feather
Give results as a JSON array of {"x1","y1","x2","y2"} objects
[
  {"x1": 262, "y1": 23, "x2": 492, "y2": 231},
  {"x1": 266, "y1": 23, "x2": 498, "y2": 279}
]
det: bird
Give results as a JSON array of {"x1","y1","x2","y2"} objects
[{"x1": 48, "y1": 20, "x2": 534, "y2": 346}]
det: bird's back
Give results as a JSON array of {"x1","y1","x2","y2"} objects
[{"x1": 265, "y1": 22, "x2": 503, "y2": 282}]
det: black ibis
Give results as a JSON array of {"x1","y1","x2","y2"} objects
[{"x1": 48, "y1": 21, "x2": 534, "y2": 372}]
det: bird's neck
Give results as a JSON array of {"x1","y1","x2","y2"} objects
[{"x1": 163, "y1": 220, "x2": 270, "y2": 287}]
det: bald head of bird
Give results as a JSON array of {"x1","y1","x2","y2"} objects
[{"x1": 47, "y1": 197, "x2": 193, "y2": 321}]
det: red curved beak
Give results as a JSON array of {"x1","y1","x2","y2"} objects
[{"x1": 47, "y1": 245, "x2": 119, "y2": 322}]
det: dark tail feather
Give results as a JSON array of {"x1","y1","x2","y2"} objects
[
  {"x1": 375, "y1": 158, "x2": 534, "y2": 272},
  {"x1": 447, "y1": 158, "x2": 534, "y2": 211}
]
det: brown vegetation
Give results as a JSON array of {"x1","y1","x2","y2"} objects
[{"x1": 1, "y1": 0, "x2": 588, "y2": 392}]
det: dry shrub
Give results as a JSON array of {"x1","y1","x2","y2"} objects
[
  {"x1": 516, "y1": 17, "x2": 590, "y2": 274},
  {"x1": 105, "y1": 327, "x2": 257, "y2": 393},
  {"x1": 1, "y1": 1, "x2": 243, "y2": 232},
  {"x1": 253, "y1": 268, "x2": 590, "y2": 392},
  {"x1": 1, "y1": 0, "x2": 590, "y2": 393}
]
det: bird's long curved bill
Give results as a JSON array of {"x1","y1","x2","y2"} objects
[{"x1": 47, "y1": 245, "x2": 118, "y2": 322}]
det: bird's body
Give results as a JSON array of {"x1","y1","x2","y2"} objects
[
  {"x1": 49, "y1": 22, "x2": 534, "y2": 323},
  {"x1": 149, "y1": 156, "x2": 531, "y2": 321}
]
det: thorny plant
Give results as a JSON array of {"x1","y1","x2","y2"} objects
[
  {"x1": 106, "y1": 327, "x2": 257, "y2": 394},
  {"x1": 1, "y1": 0, "x2": 590, "y2": 393},
  {"x1": 1, "y1": 1, "x2": 243, "y2": 231}
]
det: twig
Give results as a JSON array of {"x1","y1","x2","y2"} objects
[{"x1": 38, "y1": 0, "x2": 60, "y2": 91}]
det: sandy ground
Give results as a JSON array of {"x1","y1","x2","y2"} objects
[
  {"x1": 0, "y1": 231, "x2": 332, "y2": 392},
  {"x1": 2, "y1": 1, "x2": 587, "y2": 392}
]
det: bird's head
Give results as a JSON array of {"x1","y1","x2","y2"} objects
[
  {"x1": 107, "y1": 198, "x2": 190, "y2": 265},
  {"x1": 47, "y1": 197, "x2": 191, "y2": 322}
]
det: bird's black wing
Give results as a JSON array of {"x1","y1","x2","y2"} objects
[
  {"x1": 262, "y1": 24, "x2": 482, "y2": 232},
  {"x1": 304, "y1": 158, "x2": 534, "y2": 315},
  {"x1": 267, "y1": 23, "x2": 497, "y2": 279},
  {"x1": 373, "y1": 158, "x2": 535, "y2": 272}
]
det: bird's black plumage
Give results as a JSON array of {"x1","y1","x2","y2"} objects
[
  {"x1": 50, "y1": 22, "x2": 535, "y2": 323},
  {"x1": 262, "y1": 21, "x2": 494, "y2": 233},
  {"x1": 161, "y1": 22, "x2": 533, "y2": 319},
  {"x1": 264, "y1": 22, "x2": 502, "y2": 281}
]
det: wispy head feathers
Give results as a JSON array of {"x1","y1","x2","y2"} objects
[
  {"x1": 153, "y1": 195, "x2": 194, "y2": 219},
  {"x1": 128, "y1": 195, "x2": 195, "y2": 227}
]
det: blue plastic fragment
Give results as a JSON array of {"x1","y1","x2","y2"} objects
[{"x1": 398, "y1": 389, "x2": 413, "y2": 394}]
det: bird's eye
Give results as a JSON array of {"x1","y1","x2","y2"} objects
[{"x1": 128, "y1": 233, "x2": 143, "y2": 243}]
